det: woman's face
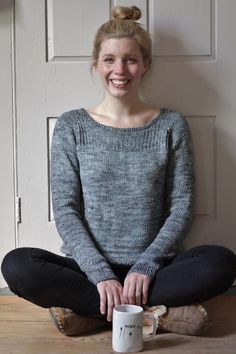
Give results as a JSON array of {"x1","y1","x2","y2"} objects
[{"x1": 94, "y1": 37, "x2": 148, "y2": 99}]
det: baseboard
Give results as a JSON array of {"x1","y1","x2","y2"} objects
[{"x1": 0, "y1": 287, "x2": 14, "y2": 295}]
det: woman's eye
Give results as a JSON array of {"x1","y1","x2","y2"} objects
[
  {"x1": 127, "y1": 58, "x2": 137, "y2": 63},
  {"x1": 104, "y1": 58, "x2": 114, "y2": 63}
]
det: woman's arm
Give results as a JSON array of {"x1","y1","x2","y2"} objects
[
  {"x1": 50, "y1": 111, "x2": 117, "y2": 285},
  {"x1": 129, "y1": 114, "x2": 195, "y2": 278}
]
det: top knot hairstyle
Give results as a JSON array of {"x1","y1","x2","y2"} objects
[
  {"x1": 112, "y1": 5, "x2": 141, "y2": 21},
  {"x1": 92, "y1": 5, "x2": 152, "y2": 70}
]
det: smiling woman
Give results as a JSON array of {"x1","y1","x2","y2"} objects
[
  {"x1": 87, "y1": 5, "x2": 156, "y2": 128},
  {"x1": 93, "y1": 37, "x2": 148, "y2": 99},
  {"x1": 1, "y1": 4, "x2": 236, "y2": 339}
]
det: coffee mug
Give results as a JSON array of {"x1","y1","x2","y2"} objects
[{"x1": 112, "y1": 304, "x2": 156, "y2": 353}]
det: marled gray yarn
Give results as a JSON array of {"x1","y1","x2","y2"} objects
[{"x1": 51, "y1": 108, "x2": 195, "y2": 285}]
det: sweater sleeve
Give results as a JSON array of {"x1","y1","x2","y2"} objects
[
  {"x1": 50, "y1": 112, "x2": 118, "y2": 285},
  {"x1": 129, "y1": 114, "x2": 195, "y2": 278}
]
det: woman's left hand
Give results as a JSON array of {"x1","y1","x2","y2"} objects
[{"x1": 123, "y1": 272, "x2": 151, "y2": 306}]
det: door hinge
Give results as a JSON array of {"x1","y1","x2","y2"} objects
[{"x1": 16, "y1": 196, "x2": 22, "y2": 223}]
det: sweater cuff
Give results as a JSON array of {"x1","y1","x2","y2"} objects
[
  {"x1": 86, "y1": 267, "x2": 119, "y2": 285},
  {"x1": 128, "y1": 262, "x2": 161, "y2": 279}
]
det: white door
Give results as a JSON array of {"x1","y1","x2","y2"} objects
[
  {"x1": 14, "y1": 0, "x2": 110, "y2": 253},
  {"x1": 2, "y1": 0, "x2": 236, "y2": 287}
]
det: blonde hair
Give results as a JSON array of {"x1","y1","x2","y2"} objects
[{"x1": 92, "y1": 6, "x2": 152, "y2": 70}]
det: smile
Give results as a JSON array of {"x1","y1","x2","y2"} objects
[
  {"x1": 110, "y1": 79, "x2": 130, "y2": 87},
  {"x1": 111, "y1": 79, "x2": 129, "y2": 84}
]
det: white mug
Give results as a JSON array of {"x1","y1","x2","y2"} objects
[{"x1": 112, "y1": 304, "x2": 156, "y2": 353}]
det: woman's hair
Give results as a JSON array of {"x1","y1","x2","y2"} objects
[{"x1": 91, "y1": 6, "x2": 152, "y2": 69}]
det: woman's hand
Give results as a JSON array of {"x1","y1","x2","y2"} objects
[
  {"x1": 123, "y1": 272, "x2": 151, "y2": 306},
  {"x1": 97, "y1": 279, "x2": 124, "y2": 322}
]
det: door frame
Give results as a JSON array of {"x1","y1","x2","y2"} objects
[{"x1": 0, "y1": 0, "x2": 17, "y2": 288}]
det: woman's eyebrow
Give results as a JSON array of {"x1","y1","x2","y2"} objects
[
  {"x1": 101, "y1": 54, "x2": 117, "y2": 58},
  {"x1": 101, "y1": 53, "x2": 138, "y2": 57}
]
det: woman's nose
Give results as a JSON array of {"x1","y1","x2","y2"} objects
[{"x1": 114, "y1": 61, "x2": 126, "y2": 74}]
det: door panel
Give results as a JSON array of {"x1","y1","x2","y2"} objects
[
  {"x1": 151, "y1": 0, "x2": 213, "y2": 56},
  {"x1": 47, "y1": 0, "x2": 109, "y2": 60}
]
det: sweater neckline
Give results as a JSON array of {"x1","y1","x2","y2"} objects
[{"x1": 80, "y1": 108, "x2": 165, "y2": 132}]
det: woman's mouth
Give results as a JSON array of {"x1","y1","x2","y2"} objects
[{"x1": 110, "y1": 79, "x2": 130, "y2": 88}]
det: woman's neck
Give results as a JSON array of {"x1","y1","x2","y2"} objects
[
  {"x1": 87, "y1": 95, "x2": 160, "y2": 128},
  {"x1": 94, "y1": 95, "x2": 149, "y2": 120}
]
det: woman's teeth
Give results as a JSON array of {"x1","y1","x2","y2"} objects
[{"x1": 111, "y1": 79, "x2": 129, "y2": 86}]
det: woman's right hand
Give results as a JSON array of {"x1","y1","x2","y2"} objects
[{"x1": 97, "y1": 279, "x2": 124, "y2": 322}]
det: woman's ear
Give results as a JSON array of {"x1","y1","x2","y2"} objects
[
  {"x1": 90, "y1": 60, "x2": 100, "y2": 76},
  {"x1": 92, "y1": 59, "x2": 98, "y2": 72},
  {"x1": 142, "y1": 63, "x2": 150, "y2": 76}
]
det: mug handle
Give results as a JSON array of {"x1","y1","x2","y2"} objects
[{"x1": 143, "y1": 314, "x2": 157, "y2": 340}]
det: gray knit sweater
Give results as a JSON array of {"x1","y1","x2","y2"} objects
[{"x1": 51, "y1": 108, "x2": 195, "y2": 285}]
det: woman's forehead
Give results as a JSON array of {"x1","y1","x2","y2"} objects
[{"x1": 99, "y1": 37, "x2": 141, "y2": 55}]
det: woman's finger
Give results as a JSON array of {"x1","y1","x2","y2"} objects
[
  {"x1": 113, "y1": 288, "x2": 122, "y2": 307},
  {"x1": 135, "y1": 279, "x2": 143, "y2": 306},
  {"x1": 142, "y1": 278, "x2": 150, "y2": 304},
  {"x1": 123, "y1": 280, "x2": 129, "y2": 304},
  {"x1": 127, "y1": 280, "x2": 136, "y2": 304},
  {"x1": 106, "y1": 290, "x2": 115, "y2": 321},
  {"x1": 119, "y1": 289, "x2": 125, "y2": 305},
  {"x1": 97, "y1": 285, "x2": 107, "y2": 315}
]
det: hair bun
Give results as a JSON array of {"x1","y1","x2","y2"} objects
[{"x1": 111, "y1": 6, "x2": 141, "y2": 21}]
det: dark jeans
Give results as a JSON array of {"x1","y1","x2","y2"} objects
[{"x1": 1, "y1": 245, "x2": 236, "y2": 317}]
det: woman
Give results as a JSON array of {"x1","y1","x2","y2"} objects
[{"x1": 2, "y1": 5, "x2": 236, "y2": 337}]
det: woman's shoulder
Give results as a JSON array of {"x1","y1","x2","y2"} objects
[
  {"x1": 58, "y1": 108, "x2": 85, "y2": 121},
  {"x1": 161, "y1": 108, "x2": 190, "y2": 131},
  {"x1": 55, "y1": 108, "x2": 87, "y2": 129},
  {"x1": 162, "y1": 108, "x2": 185, "y2": 122}
]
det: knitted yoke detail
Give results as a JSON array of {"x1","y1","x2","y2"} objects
[{"x1": 50, "y1": 108, "x2": 195, "y2": 284}]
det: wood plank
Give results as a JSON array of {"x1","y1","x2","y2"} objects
[
  {"x1": 0, "y1": 295, "x2": 236, "y2": 353},
  {"x1": 1, "y1": 335, "x2": 236, "y2": 354}
]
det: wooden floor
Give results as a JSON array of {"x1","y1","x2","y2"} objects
[{"x1": 0, "y1": 295, "x2": 236, "y2": 354}]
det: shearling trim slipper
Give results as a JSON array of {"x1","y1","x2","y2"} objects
[
  {"x1": 49, "y1": 307, "x2": 109, "y2": 336},
  {"x1": 144, "y1": 304, "x2": 208, "y2": 336}
]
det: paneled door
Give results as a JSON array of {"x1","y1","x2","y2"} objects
[{"x1": 3, "y1": 0, "x2": 235, "y2": 287}]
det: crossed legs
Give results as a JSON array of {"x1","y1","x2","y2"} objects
[{"x1": 1, "y1": 245, "x2": 236, "y2": 315}]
